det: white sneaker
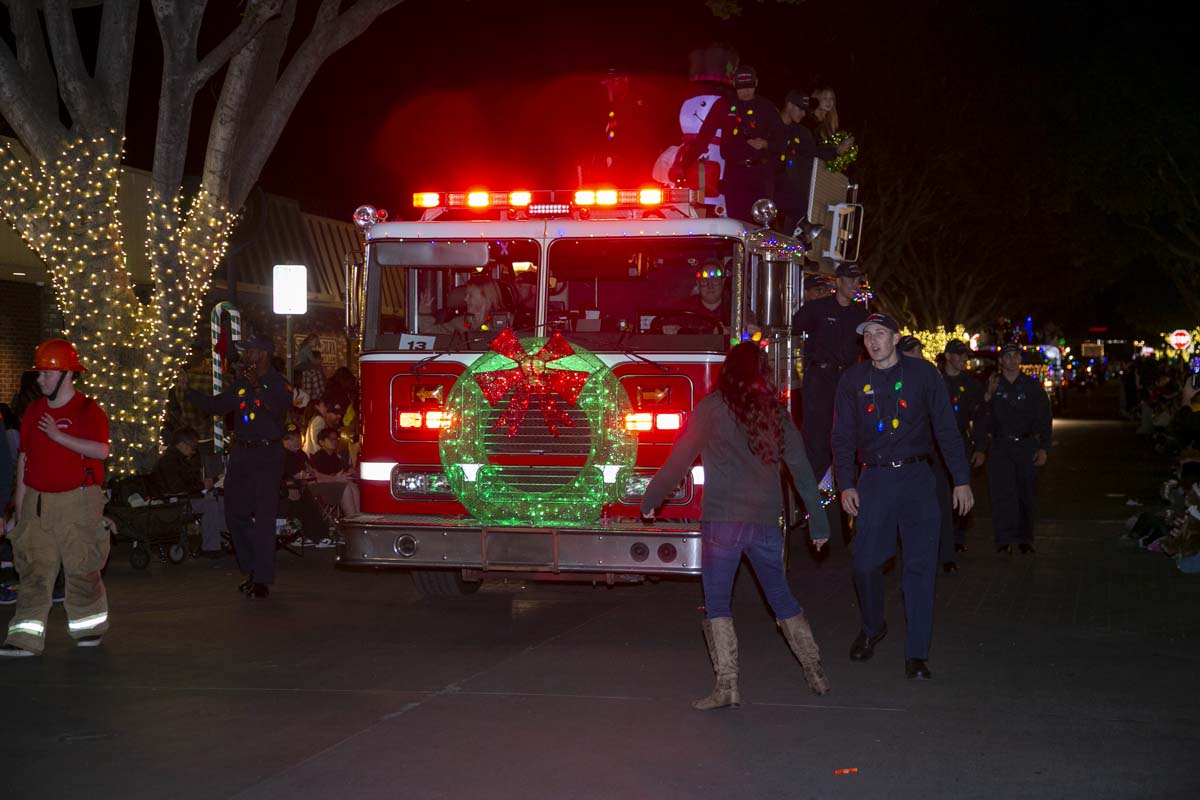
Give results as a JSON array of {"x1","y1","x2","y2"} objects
[{"x1": 76, "y1": 636, "x2": 103, "y2": 648}]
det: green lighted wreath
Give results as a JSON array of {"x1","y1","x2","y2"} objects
[{"x1": 440, "y1": 330, "x2": 636, "y2": 525}]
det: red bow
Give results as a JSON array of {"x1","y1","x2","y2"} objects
[{"x1": 473, "y1": 329, "x2": 590, "y2": 437}]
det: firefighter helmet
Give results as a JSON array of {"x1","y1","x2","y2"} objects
[{"x1": 32, "y1": 338, "x2": 87, "y2": 372}]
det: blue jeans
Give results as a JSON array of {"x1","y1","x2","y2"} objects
[{"x1": 701, "y1": 521, "x2": 803, "y2": 620}]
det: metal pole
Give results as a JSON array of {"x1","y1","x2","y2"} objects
[{"x1": 285, "y1": 314, "x2": 294, "y2": 384}]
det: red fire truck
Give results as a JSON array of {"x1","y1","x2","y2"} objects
[{"x1": 339, "y1": 184, "x2": 860, "y2": 596}]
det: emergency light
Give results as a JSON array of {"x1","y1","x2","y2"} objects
[{"x1": 411, "y1": 187, "x2": 694, "y2": 215}]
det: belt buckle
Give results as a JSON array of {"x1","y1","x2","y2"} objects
[{"x1": 889, "y1": 459, "x2": 904, "y2": 468}]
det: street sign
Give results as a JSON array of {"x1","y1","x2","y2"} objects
[{"x1": 1169, "y1": 329, "x2": 1191, "y2": 350}]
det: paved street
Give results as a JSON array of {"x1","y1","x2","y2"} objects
[{"x1": 3, "y1": 402, "x2": 1198, "y2": 799}]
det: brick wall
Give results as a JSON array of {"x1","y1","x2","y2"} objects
[{"x1": 0, "y1": 280, "x2": 56, "y2": 405}]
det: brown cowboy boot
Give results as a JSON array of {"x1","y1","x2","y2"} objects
[
  {"x1": 778, "y1": 614, "x2": 831, "y2": 695},
  {"x1": 693, "y1": 616, "x2": 740, "y2": 710}
]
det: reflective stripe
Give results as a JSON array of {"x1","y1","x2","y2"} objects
[
  {"x1": 8, "y1": 620, "x2": 46, "y2": 638},
  {"x1": 691, "y1": 466, "x2": 705, "y2": 486},
  {"x1": 461, "y1": 464, "x2": 481, "y2": 482},
  {"x1": 601, "y1": 465, "x2": 622, "y2": 484},
  {"x1": 68, "y1": 611, "x2": 108, "y2": 632},
  {"x1": 360, "y1": 461, "x2": 395, "y2": 481}
]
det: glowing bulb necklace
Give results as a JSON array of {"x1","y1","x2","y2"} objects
[{"x1": 864, "y1": 362, "x2": 906, "y2": 433}]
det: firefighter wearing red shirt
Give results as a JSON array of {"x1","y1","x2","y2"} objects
[{"x1": 1, "y1": 339, "x2": 111, "y2": 658}]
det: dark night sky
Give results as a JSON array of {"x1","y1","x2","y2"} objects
[{"x1": 18, "y1": 0, "x2": 1197, "y2": 337}]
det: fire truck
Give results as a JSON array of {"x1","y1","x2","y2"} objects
[{"x1": 338, "y1": 183, "x2": 861, "y2": 596}]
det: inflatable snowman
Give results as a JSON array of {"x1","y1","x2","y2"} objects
[{"x1": 652, "y1": 93, "x2": 727, "y2": 212}]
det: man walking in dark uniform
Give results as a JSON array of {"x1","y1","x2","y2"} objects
[
  {"x1": 936, "y1": 339, "x2": 987, "y2": 572},
  {"x1": 775, "y1": 91, "x2": 854, "y2": 235},
  {"x1": 832, "y1": 313, "x2": 973, "y2": 680},
  {"x1": 670, "y1": 66, "x2": 784, "y2": 223},
  {"x1": 187, "y1": 335, "x2": 291, "y2": 598},
  {"x1": 792, "y1": 262, "x2": 869, "y2": 493},
  {"x1": 984, "y1": 343, "x2": 1051, "y2": 554}
]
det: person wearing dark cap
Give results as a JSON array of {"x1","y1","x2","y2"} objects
[
  {"x1": 935, "y1": 339, "x2": 988, "y2": 572},
  {"x1": 792, "y1": 261, "x2": 869, "y2": 524},
  {"x1": 670, "y1": 65, "x2": 785, "y2": 223},
  {"x1": 186, "y1": 334, "x2": 292, "y2": 599},
  {"x1": 982, "y1": 342, "x2": 1051, "y2": 554},
  {"x1": 897, "y1": 335, "x2": 924, "y2": 360},
  {"x1": 775, "y1": 91, "x2": 855, "y2": 235},
  {"x1": 831, "y1": 313, "x2": 973, "y2": 680}
]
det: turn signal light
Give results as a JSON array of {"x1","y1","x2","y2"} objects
[
  {"x1": 398, "y1": 411, "x2": 423, "y2": 428},
  {"x1": 624, "y1": 411, "x2": 683, "y2": 431},
  {"x1": 425, "y1": 410, "x2": 452, "y2": 429},
  {"x1": 397, "y1": 410, "x2": 452, "y2": 430}
]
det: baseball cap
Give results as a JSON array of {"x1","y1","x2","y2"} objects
[
  {"x1": 855, "y1": 312, "x2": 900, "y2": 335},
  {"x1": 944, "y1": 339, "x2": 970, "y2": 355},
  {"x1": 999, "y1": 342, "x2": 1022, "y2": 356},
  {"x1": 733, "y1": 66, "x2": 758, "y2": 89},
  {"x1": 897, "y1": 335, "x2": 922, "y2": 353},
  {"x1": 834, "y1": 262, "x2": 863, "y2": 278},
  {"x1": 235, "y1": 334, "x2": 274, "y2": 354},
  {"x1": 785, "y1": 90, "x2": 809, "y2": 109}
]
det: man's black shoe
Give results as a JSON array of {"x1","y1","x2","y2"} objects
[
  {"x1": 954, "y1": 543, "x2": 967, "y2": 553},
  {"x1": 905, "y1": 658, "x2": 932, "y2": 680},
  {"x1": 996, "y1": 545, "x2": 1012, "y2": 554},
  {"x1": 247, "y1": 583, "x2": 270, "y2": 599},
  {"x1": 849, "y1": 625, "x2": 887, "y2": 661},
  {"x1": 238, "y1": 577, "x2": 254, "y2": 594},
  {"x1": 1018, "y1": 543, "x2": 1036, "y2": 554},
  {"x1": 942, "y1": 561, "x2": 959, "y2": 573}
]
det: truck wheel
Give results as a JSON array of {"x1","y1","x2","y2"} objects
[{"x1": 411, "y1": 569, "x2": 481, "y2": 598}]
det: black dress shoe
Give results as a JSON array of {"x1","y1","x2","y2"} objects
[
  {"x1": 905, "y1": 658, "x2": 932, "y2": 680},
  {"x1": 247, "y1": 583, "x2": 270, "y2": 599},
  {"x1": 942, "y1": 561, "x2": 959, "y2": 573},
  {"x1": 996, "y1": 545, "x2": 1012, "y2": 554},
  {"x1": 1018, "y1": 543, "x2": 1036, "y2": 554},
  {"x1": 954, "y1": 543, "x2": 967, "y2": 553},
  {"x1": 238, "y1": 577, "x2": 254, "y2": 594},
  {"x1": 849, "y1": 624, "x2": 888, "y2": 661}
]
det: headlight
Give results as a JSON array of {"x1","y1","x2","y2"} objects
[
  {"x1": 619, "y1": 469, "x2": 687, "y2": 504},
  {"x1": 391, "y1": 470, "x2": 454, "y2": 498}
]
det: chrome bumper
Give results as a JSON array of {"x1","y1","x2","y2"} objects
[{"x1": 336, "y1": 513, "x2": 702, "y2": 576}]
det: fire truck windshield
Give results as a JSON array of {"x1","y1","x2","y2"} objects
[
  {"x1": 364, "y1": 238, "x2": 541, "y2": 351},
  {"x1": 547, "y1": 236, "x2": 743, "y2": 343}
]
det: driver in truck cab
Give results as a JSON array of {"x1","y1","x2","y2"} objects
[
  {"x1": 418, "y1": 275, "x2": 504, "y2": 335},
  {"x1": 661, "y1": 259, "x2": 731, "y2": 335}
]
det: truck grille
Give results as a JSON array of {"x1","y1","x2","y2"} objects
[{"x1": 483, "y1": 396, "x2": 592, "y2": 492}]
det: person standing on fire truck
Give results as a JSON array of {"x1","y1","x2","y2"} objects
[
  {"x1": 187, "y1": 335, "x2": 290, "y2": 599},
  {"x1": 641, "y1": 343, "x2": 832, "y2": 710},
  {"x1": 832, "y1": 313, "x2": 973, "y2": 680},
  {"x1": 670, "y1": 66, "x2": 784, "y2": 223},
  {"x1": 1, "y1": 340, "x2": 111, "y2": 658},
  {"x1": 776, "y1": 91, "x2": 854, "y2": 235}
]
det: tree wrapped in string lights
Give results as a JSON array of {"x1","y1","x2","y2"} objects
[{"x1": 0, "y1": 1, "x2": 402, "y2": 473}]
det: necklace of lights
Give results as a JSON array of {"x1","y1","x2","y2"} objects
[{"x1": 863, "y1": 361, "x2": 906, "y2": 433}]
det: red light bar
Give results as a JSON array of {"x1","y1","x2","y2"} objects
[
  {"x1": 413, "y1": 192, "x2": 440, "y2": 208},
  {"x1": 639, "y1": 188, "x2": 663, "y2": 205},
  {"x1": 466, "y1": 191, "x2": 490, "y2": 208},
  {"x1": 509, "y1": 191, "x2": 532, "y2": 207},
  {"x1": 595, "y1": 189, "x2": 618, "y2": 206},
  {"x1": 575, "y1": 189, "x2": 596, "y2": 206}
]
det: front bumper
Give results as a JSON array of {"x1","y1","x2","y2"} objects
[{"x1": 336, "y1": 513, "x2": 701, "y2": 576}]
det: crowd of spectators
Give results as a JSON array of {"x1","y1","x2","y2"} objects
[{"x1": 1120, "y1": 355, "x2": 1200, "y2": 573}]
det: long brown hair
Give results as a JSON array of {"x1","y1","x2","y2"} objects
[
  {"x1": 812, "y1": 87, "x2": 838, "y2": 141},
  {"x1": 717, "y1": 343, "x2": 784, "y2": 465}
]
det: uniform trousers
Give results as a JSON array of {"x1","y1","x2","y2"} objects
[
  {"x1": 801, "y1": 366, "x2": 841, "y2": 486},
  {"x1": 224, "y1": 445, "x2": 285, "y2": 584},
  {"x1": 934, "y1": 449, "x2": 971, "y2": 563},
  {"x1": 987, "y1": 438, "x2": 1038, "y2": 546},
  {"x1": 721, "y1": 164, "x2": 774, "y2": 224},
  {"x1": 4, "y1": 486, "x2": 110, "y2": 654},
  {"x1": 852, "y1": 462, "x2": 940, "y2": 659},
  {"x1": 700, "y1": 522, "x2": 802, "y2": 621}
]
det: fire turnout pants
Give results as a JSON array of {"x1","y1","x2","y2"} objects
[
  {"x1": 5, "y1": 486, "x2": 110, "y2": 654},
  {"x1": 851, "y1": 462, "x2": 940, "y2": 660},
  {"x1": 223, "y1": 445, "x2": 285, "y2": 584}
]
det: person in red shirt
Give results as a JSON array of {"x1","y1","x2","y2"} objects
[{"x1": 1, "y1": 339, "x2": 111, "y2": 658}]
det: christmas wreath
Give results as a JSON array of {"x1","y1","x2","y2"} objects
[{"x1": 823, "y1": 130, "x2": 858, "y2": 172}]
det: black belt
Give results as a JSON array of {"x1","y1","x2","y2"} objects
[
  {"x1": 1000, "y1": 434, "x2": 1035, "y2": 442},
  {"x1": 733, "y1": 158, "x2": 768, "y2": 167},
  {"x1": 861, "y1": 455, "x2": 930, "y2": 469},
  {"x1": 235, "y1": 437, "x2": 280, "y2": 448},
  {"x1": 807, "y1": 361, "x2": 849, "y2": 371}
]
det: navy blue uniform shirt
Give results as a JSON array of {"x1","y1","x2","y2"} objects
[
  {"x1": 187, "y1": 367, "x2": 291, "y2": 443},
  {"x1": 832, "y1": 357, "x2": 970, "y2": 490},
  {"x1": 680, "y1": 93, "x2": 785, "y2": 168},
  {"x1": 941, "y1": 369, "x2": 987, "y2": 454},
  {"x1": 793, "y1": 295, "x2": 868, "y2": 368},
  {"x1": 984, "y1": 372, "x2": 1052, "y2": 451}
]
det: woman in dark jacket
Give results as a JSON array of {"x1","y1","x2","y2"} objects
[{"x1": 641, "y1": 343, "x2": 832, "y2": 709}]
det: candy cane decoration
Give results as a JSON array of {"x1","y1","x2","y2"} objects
[{"x1": 210, "y1": 301, "x2": 242, "y2": 452}]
